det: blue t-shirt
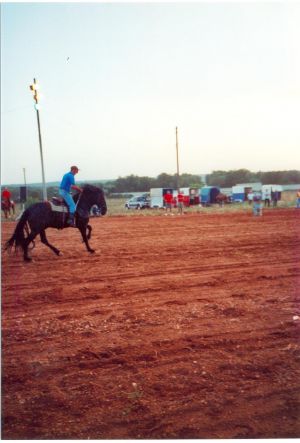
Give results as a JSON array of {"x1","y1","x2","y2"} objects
[{"x1": 60, "y1": 172, "x2": 75, "y2": 192}]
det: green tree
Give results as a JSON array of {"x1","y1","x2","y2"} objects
[
  {"x1": 156, "y1": 173, "x2": 176, "y2": 188},
  {"x1": 207, "y1": 169, "x2": 259, "y2": 187},
  {"x1": 178, "y1": 173, "x2": 203, "y2": 188},
  {"x1": 257, "y1": 170, "x2": 300, "y2": 184}
]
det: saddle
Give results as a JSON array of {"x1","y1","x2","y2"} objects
[{"x1": 50, "y1": 197, "x2": 69, "y2": 213}]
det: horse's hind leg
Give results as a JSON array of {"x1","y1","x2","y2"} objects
[
  {"x1": 23, "y1": 230, "x2": 39, "y2": 262},
  {"x1": 40, "y1": 230, "x2": 61, "y2": 256}
]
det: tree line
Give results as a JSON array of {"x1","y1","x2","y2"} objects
[
  {"x1": 105, "y1": 169, "x2": 300, "y2": 192},
  {"x1": 105, "y1": 173, "x2": 204, "y2": 193},
  {"x1": 206, "y1": 169, "x2": 300, "y2": 188}
]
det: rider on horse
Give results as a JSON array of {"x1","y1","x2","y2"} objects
[
  {"x1": 59, "y1": 166, "x2": 82, "y2": 227},
  {"x1": 2, "y1": 187, "x2": 11, "y2": 204},
  {"x1": 2, "y1": 187, "x2": 12, "y2": 218}
]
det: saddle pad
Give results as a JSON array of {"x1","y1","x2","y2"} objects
[{"x1": 49, "y1": 201, "x2": 69, "y2": 213}]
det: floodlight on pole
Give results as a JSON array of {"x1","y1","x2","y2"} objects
[{"x1": 29, "y1": 78, "x2": 47, "y2": 200}]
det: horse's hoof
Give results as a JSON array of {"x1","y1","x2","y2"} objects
[
  {"x1": 56, "y1": 251, "x2": 62, "y2": 256},
  {"x1": 24, "y1": 257, "x2": 32, "y2": 262},
  {"x1": 88, "y1": 249, "x2": 95, "y2": 254}
]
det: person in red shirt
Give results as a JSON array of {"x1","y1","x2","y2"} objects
[
  {"x1": 2, "y1": 187, "x2": 12, "y2": 218},
  {"x1": 163, "y1": 191, "x2": 173, "y2": 213},
  {"x1": 177, "y1": 190, "x2": 184, "y2": 215},
  {"x1": 2, "y1": 187, "x2": 11, "y2": 203}
]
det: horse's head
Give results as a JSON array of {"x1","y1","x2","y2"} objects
[{"x1": 81, "y1": 184, "x2": 107, "y2": 216}]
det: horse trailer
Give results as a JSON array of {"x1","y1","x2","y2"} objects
[
  {"x1": 179, "y1": 187, "x2": 200, "y2": 206},
  {"x1": 150, "y1": 188, "x2": 174, "y2": 208},
  {"x1": 232, "y1": 183, "x2": 262, "y2": 202},
  {"x1": 232, "y1": 186, "x2": 245, "y2": 202},
  {"x1": 200, "y1": 186, "x2": 220, "y2": 206}
]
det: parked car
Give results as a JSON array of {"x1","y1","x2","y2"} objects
[
  {"x1": 90, "y1": 205, "x2": 102, "y2": 216},
  {"x1": 125, "y1": 195, "x2": 151, "y2": 210}
]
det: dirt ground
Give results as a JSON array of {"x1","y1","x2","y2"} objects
[{"x1": 2, "y1": 208, "x2": 300, "y2": 439}]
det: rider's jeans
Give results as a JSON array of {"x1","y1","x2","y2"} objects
[{"x1": 59, "y1": 189, "x2": 76, "y2": 214}]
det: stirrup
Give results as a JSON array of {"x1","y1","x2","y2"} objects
[{"x1": 67, "y1": 215, "x2": 76, "y2": 227}]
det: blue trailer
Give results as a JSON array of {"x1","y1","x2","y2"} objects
[{"x1": 200, "y1": 186, "x2": 220, "y2": 206}]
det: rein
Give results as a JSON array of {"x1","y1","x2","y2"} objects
[
  {"x1": 75, "y1": 191, "x2": 91, "y2": 219},
  {"x1": 75, "y1": 192, "x2": 83, "y2": 210}
]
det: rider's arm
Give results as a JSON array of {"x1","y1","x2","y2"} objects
[{"x1": 71, "y1": 185, "x2": 82, "y2": 193}]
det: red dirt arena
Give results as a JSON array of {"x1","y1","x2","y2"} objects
[{"x1": 2, "y1": 208, "x2": 300, "y2": 439}]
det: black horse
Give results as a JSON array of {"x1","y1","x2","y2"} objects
[{"x1": 5, "y1": 184, "x2": 107, "y2": 262}]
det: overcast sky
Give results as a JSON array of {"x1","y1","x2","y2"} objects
[{"x1": 1, "y1": 2, "x2": 300, "y2": 185}]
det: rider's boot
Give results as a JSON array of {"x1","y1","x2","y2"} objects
[{"x1": 67, "y1": 213, "x2": 76, "y2": 227}]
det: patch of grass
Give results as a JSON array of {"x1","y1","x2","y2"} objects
[
  {"x1": 105, "y1": 198, "x2": 295, "y2": 217},
  {"x1": 2, "y1": 198, "x2": 295, "y2": 223},
  {"x1": 121, "y1": 382, "x2": 143, "y2": 416}
]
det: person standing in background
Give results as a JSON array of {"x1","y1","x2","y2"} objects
[
  {"x1": 177, "y1": 190, "x2": 184, "y2": 215},
  {"x1": 163, "y1": 191, "x2": 173, "y2": 214},
  {"x1": 297, "y1": 190, "x2": 300, "y2": 208}
]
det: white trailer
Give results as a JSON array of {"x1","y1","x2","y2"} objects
[{"x1": 150, "y1": 188, "x2": 174, "y2": 208}]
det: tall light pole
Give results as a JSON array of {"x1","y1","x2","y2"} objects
[
  {"x1": 22, "y1": 167, "x2": 27, "y2": 212},
  {"x1": 23, "y1": 167, "x2": 27, "y2": 186},
  {"x1": 29, "y1": 78, "x2": 47, "y2": 200},
  {"x1": 175, "y1": 126, "x2": 180, "y2": 191}
]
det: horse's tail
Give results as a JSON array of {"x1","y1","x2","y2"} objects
[{"x1": 5, "y1": 209, "x2": 30, "y2": 252}]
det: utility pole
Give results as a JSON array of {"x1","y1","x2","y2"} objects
[
  {"x1": 175, "y1": 126, "x2": 180, "y2": 191},
  {"x1": 22, "y1": 168, "x2": 27, "y2": 212},
  {"x1": 23, "y1": 168, "x2": 27, "y2": 186},
  {"x1": 29, "y1": 78, "x2": 47, "y2": 200}
]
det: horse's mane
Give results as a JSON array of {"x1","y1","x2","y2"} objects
[
  {"x1": 82, "y1": 184, "x2": 102, "y2": 193},
  {"x1": 73, "y1": 184, "x2": 104, "y2": 204}
]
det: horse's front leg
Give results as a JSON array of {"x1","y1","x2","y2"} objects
[
  {"x1": 78, "y1": 224, "x2": 95, "y2": 253},
  {"x1": 87, "y1": 224, "x2": 92, "y2": 240},
  {"x1": 40, "y1": 230, "x2": 61, "y2": 256}
]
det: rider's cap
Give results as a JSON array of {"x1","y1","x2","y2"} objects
[{"x1": 71, "y1": 165, "x2": 79, "y2": 172}]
